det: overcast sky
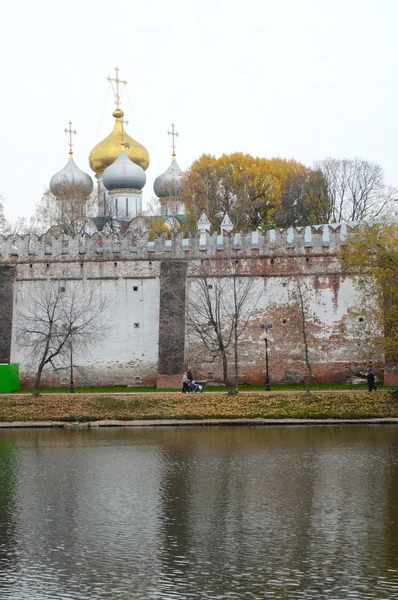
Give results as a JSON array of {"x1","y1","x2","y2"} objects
[{"x1": 1, "y1": 0, "x2": 397, "y2": 222}]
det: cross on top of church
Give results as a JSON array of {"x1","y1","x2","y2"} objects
[
  {"x1": 64, "y1": 121, "x2": 77, "y2": 156},
  {"x1": 168, "y1": 123, "x2": 179, "y2": 158},
  {"x1": 107, "y1": 66, "x2": 127, "y2": 110}
]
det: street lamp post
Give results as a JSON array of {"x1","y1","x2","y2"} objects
[
  {"x1": 260, "y1": 322, "x2": 273, "y2": 391},
  {"x1": 69, "y1": 337, "x2": 75, "y2": 394}
]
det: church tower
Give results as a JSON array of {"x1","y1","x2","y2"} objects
[
  {"x1": 153, "y1": 123, "x2": 185, "y2": 217},
  {"x1": 88, "y1": 67, "x2": 149, "y2": 219},
  {"x1": 50, "y1": 121, "x2": 93, "y2": 196}
]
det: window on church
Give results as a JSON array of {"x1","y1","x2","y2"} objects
[
  {"x1": 133, "y1": 286, "x2": 138, "y2": 291},
  {"x1": 115, "y1": 199, "x2": 118, "y2": 216},
  {"x1": 126, "y1": 198, "x2": 129, "y2": 217},
  {"x1": 134, "y1": 323, "x2": 140, "y2": 328}
]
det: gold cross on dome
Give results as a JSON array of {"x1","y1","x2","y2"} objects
[
  {"x1": 64, "y1": 121, "x2": 76, "y2": 155},
  {"x1": 168, "y1": 123, "x2": 179, "y2": 158},
  {"x1": 107, "y1": 66, "x2": 127, "y2": 110}
]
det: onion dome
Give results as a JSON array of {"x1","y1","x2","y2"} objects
[
  {"x1": 50, "y1": 154, "x2": 93, "y2": 196},
  {"x1": 102, "y1": 150, "x2": 146, "y2": 191},
  {"x1": 89, "y1": 109, "x2": 150, "y2": 175},
  {"x1": 154, "y1": 158, "x2": 184, "y2": 198}
]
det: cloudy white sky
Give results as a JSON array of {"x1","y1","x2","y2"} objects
[{"x1": 1, "y1": 0, "x2": 397, "y2": 221}]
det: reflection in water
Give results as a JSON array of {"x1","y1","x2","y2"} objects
[
  {"x1": 0, "y1": 426, "x2": 397, "y2": 599},
  {"x1": 0, "y1": 439, "x2": 18, "y2": 578}
]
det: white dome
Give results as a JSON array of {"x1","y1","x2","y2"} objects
[
  {"x1": 153, "y1": 158, "x2": 184, "y2": 198},
  {"x1": 102, "y1": 151, "x2": 146, "y2": 192},
  {"x1": 50, "y1": 156, "x2": 93, "y2": 196}
]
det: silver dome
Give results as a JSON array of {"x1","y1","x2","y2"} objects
[
  {"x1": 102, "y1": 151, "x2": 146, "y2": 192},
  {"x1": 50, "y1": 156, "x2": 93, "y2": 196},
  {"x1": 153, "y1": 158, "x2": 184, "y2": 198}
]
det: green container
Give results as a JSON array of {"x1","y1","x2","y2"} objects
[{"x1": 0, "y1": 364, "x2": 20, "y2": 393}]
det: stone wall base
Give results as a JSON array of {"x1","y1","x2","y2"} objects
[
  {"x1": 191, "y1": 361, "x2": 384, "y2": 386},
  {"x1": 384, "y1": 368, "x2": 398, "y2": 386},
  {"x1": 157, "y1": 374, "x2": 182, "y2": 389},
  {"x1": 20, "y1": 365, "x2": 157, "y2": 389}
]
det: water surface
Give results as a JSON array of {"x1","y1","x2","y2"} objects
[{"x1": 0, "y1": 425, "x2": 397, "y2": 599}]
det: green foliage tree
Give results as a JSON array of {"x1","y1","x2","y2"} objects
[
  {"x1": 274, "y1": 169, "x2": 331, "y2": 227},
  {"x1": 181, "y1": 153, "x2": 310, "y2": 231},
  {"x1": 181, "y1": 154, "x2": 397, "y2": 231},
  {"x1": 340, "y1": 220, "x2": 398, "y2": 362}
]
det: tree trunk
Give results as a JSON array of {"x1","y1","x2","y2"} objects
[
  {"x1": 33, "y1": 363, "x2": 45, "y2": 397},
  {"x1": 234, "y1": 316, "x2": 239, "y2": 393},
  {"x1": 222, "y1": 349, "x2": 233, "y2": 395},
  {"x1": 297, "y1": 282, "x2": 312, "y2": 396}
]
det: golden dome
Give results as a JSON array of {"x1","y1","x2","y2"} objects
[{"x1": 89, "y1": 109, "x2": 150, "y2": 175}]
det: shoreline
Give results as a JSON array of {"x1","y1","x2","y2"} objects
[{"x1": 1, "y1": 417, "x2": 398, "y2": 429}]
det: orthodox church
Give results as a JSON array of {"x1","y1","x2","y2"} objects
[
  {"x1": 49, "y1": 68, "x2": 185, "y2": 231},
  {"x1": 1, "y1": 68, "x2": 395, "y2": 389}
]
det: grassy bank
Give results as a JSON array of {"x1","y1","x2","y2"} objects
[
  {"x1": 0, "y1": 391, "x2": 397, "y2": 422},
  {"x1": 13, "y1": 383, "x2": 396, "y2": 394}
]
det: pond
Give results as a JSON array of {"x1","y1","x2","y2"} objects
[{"x1": 0, "y1": 425, "x2": 398, "y2": 599}]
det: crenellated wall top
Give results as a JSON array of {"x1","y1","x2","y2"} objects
[{"x1": 0, "y1": 222, "x2": 359, "y2": 263}]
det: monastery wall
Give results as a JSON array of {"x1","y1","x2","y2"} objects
[
  {"x1": 10, "y1": 262, "x2": 161, "y2": 388},
  {"x1": 0, "y1": 224, "x2": 390, "y2": 387}
]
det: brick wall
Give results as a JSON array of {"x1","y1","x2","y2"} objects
[
  {"x1": 1, "y1": 225, "x2": 391, "y2": 387},
  {"x1": 0, "y1": 266, "x2": 15, "y2": 364},
  {"x1": 157, "y1": 261, "x2": 187, "y2": 387}
]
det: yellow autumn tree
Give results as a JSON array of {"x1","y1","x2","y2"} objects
[
  {"x1": 340, "y1": 220, "x2": 398, "y2": 361},
  {"x1": 181, "y1": 153, "x2": 310, "y2": 231}
]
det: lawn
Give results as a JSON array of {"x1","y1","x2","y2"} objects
[
  {"x1": 14, "y1": 382, "x2": 395, "y2": 394},
  {"x1": 0, "y1": 390, "x2": 397, "y2": 423}
]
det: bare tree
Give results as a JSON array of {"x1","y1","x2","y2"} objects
[
  {"x1": 31, "y1": 184, "x2": 97, "y2": 236},
  {"x1": 186, "y1": 261, "x2": 263, "y2": 393},
  {"x1": 143, "y1": 196, "x2": 161, "y2": 217},
  {"x1": 282, "y1": 274, "x2": 325, "y2": 394},
  {"x1": 314, "y1": 158, "x2": 397, "y2": 223},
  {"x1": 16, "y1": 280, "x2": 110, "y2": 396},
  {"x1": 0, "y1": 198, "x2": 8, "y2": 235},
  {"x1": 290, "y1": 278, "x2": 313, "y2": 395},
  {"x1": 0, "y1": 197, "x2": 32, "y2": 237}
]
